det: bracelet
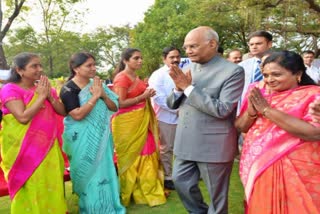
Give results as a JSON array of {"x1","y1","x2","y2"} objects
[
  {"x1": 87, "y1": 101, "x2": 94, "y2": 106},
  {"x1": 262, "y1": 107, "x2": 270, "y2": 116},
  {"x1": 247, "y1": 112, "x2": 258, "y2": 119}
]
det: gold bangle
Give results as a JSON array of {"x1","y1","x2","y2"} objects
[
  {"x1": 87, "y1": 101, "x2": 94, "y2": 106},
  {"x1": 247, "y1": 112, "x2": 258, "y2": 119},
  {"x1": 262, "y1": 107, "x2": 270, "y2": 116}
]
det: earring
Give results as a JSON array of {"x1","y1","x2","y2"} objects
[{"x1": 297, "y1": 76, "x2": 301, "y2": 83}]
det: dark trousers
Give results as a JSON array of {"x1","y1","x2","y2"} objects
[{"x1": 172, "y1": 158, "x2": 233, "y2": 214}]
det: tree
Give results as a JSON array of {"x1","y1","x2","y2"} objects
[
  {"x1": 5, "y1": 24, "x2": 132, "y2": 78},
  {"x1": 132, "y1": 0, "x2": 320, "y2": 69},
  {"x1": 0, "y1": 0, "x2": 26, "y2": 69},
  {"x1": 4, "y1": 26, "x2": 40, "y2": 63},
  {"x1": 254, "y1": 0, "x2": 320, "y2": 56},
  {"x1": 32, "y1": 0, "x2": 84, "y2": 77},
  {"x1": 89, "y1": 25, "x2": 131, "y2": 72},
  {"x1": 5, "y1": 26, "x2": 85, "y2": 77},
  {"x1": 1, "y1": 0, "x2": 84, "y2": 72}
]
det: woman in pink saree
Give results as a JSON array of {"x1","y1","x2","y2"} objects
[
  {"x1": 235, "y1": 51, "x2": 320, "y2": 214},
  {"x1": 0, "y1": 52, "x2": 67, "y2": 213}
]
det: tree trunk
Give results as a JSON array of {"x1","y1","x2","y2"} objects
[
  {"x1": 49, "y1": 55, "x2": 53, "y2": 77},
  {"x1": 0, "y1": 43, "x2": 9, "y2": 69}
]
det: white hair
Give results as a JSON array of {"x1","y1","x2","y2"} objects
[{"x1": 205, "y1": 28, "x2": 219, "y2": 43}]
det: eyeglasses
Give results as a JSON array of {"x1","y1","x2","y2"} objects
[
  {"x1": 182, "y1": 44, "x2": 201, "y2": 51},
  {"x1": 182, "y1": 40, "x2": 212, "y2": 51}
]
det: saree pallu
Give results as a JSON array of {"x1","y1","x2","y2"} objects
[
  {"x1": 0, "y1": 85, "x2": 66, "y2": 213},
  {"x1": 63, "y1": 82, "x2": 125, "y2": 214},
  {"x1": 239, "y1": 83, "x2": 320, "y2": 214},
  {"x1": 111, "y1": 100, "x2": 166, "y2": 207}
]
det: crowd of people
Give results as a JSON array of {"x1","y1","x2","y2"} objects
[{"x1": 0, "y1": 26, "x2": 320, "y2": 214}]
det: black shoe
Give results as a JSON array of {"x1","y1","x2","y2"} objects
[{"x1": 164, "y1": 180, "x2": 175, "y2": 190}]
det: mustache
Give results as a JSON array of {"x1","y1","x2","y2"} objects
[{"x1": 171, "y1": 61, "x2": 180, "y2": 66}]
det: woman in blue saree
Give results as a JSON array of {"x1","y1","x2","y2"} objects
[{"x1": 60, "y1": 52, "x2": 125, "y2": 213}]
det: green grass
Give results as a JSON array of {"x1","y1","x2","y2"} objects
[{"x1": 0, "y1": 163, "x2": 244, "y2": 214}]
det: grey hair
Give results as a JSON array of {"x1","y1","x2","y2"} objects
[
  {"x1": 204, "y1": 28, "x2": 219, "y2": 51},
  {"x1": 205, "y1": 29, "x2": 219, "y2": 42}
]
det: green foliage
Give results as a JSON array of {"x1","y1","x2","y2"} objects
[
  {"x1": 4, "y1": 27, "x2": 40, "y2": 65},
  {"x1": 131, "y1": 0, "x2": 319, "y2": 69},
  {"x1": 4, "y1": 29, "x2": 84, "y2": 78},
  {"x1": 132, "y1": 0, "x2": 191, "y2": 78},
  {"x1": 4, "y1": 24, "x2": 132, "y2": 78},
  {"x1": 2, "y1": 0, "x2": 320, "y2": 76},
  {"x1": 87, "y1": 25, "x2": 132, "y2": 69}
]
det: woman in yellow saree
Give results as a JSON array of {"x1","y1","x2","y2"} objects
[
  {"x1": 111, "y1": 48, "x2": 166, "y2": 207},
  {"x1": 235, "y1": 51, "x2": 320, "y2": 214},
  {"x1": 0, "y1": 52, "x2": 67, "y2": 213}
]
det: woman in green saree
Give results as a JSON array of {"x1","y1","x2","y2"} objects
[{"x1": 60, "y1": 52, "x2": 125, "y2": 213}]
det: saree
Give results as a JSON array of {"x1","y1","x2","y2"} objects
[
  {"x1": 62, "y1": 81, "x2": 125, "y2": 214},
  {"x1": 111, "y1": 73, "x2": 166, "y2": 207},
  {"x1": 239, "y1": 82, "x2": 320, "y2": 214},
  {"x1": 0, "y1": 83, "x2": 67, "y2": 213}
]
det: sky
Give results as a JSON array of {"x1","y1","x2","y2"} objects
[{"x1": 74, "y1": 0, "x2": 155, "y2": 32}]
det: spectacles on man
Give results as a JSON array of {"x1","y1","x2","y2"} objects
[
  {"x1": 182, "y1": 40, "x2": 212, "y2": 51},
  {"x1": 182, "y1": 44, "x2": 201, "y2": 51}
]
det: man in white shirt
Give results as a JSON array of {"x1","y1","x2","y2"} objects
[
  {"x1": 302, "y1": 50, "x2": 320, "y2": 84},
  {"x1": 238, "y1": 30, "x2": 273, "y2": 109},
  {"x1": 148, "y1": 47, "x2": 181, "y2": 190},
  {"x1": 237, "y1": 31, "x2": 273, "y2": 156}
]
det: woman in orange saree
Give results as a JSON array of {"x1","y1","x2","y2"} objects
[
  {"x1": 0, "y1": 52, "x2": 67, "y2": 213},
  {"x1": 235, "y1": 51, "x2": 320, "y2": 214},
  {"x1": 111, "y1": 48, "x2": 166, "y2": 207}
]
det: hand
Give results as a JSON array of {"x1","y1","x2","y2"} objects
[
  {"x1": 100, "y1": 84, "x2": 108, "y2": 100},
  {"x1": 35, "y1": 75, "x2": 50, "y2": 100},
  {"x1": 248, "y1": 87, "x2": 270, "y2": 114},
  {"x1": 89, "y1": 76, "x2": 103, "y2": 99},
  {"x1": 309, "y1": 98, "x2": 320, "y2": 122},
  {"x1": 142, "y1": 88, "x2": 156, "y2": 99},
  {"x1": 46, "y1": 79, "x2": 54, "y2": 101},
  {"x1": 101, "y1": 90, "x2": 108, "y2": 100},
  {"x1": 169, "y1": 64, "x2": 192, "y2": 90},
  {"x1": 247, "y1": 97, "x2": 257, "y2": 116},
  {"x1": 186, "y1": 69, "x2": 192, "y2": 84}
]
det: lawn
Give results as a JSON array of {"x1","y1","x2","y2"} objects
[{"x1": 0, "y1": 163, "x2": 244, "y2": 214}]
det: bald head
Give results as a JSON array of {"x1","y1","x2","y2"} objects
[
  {"x1": 183, "y1": 26, "x2": 220, "y2": 64},
  {"x1": 187, "y1": 26, "x2": 219, "y2": 45}
]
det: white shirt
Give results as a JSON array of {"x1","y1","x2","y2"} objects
[
  {"x1": 238, "y1": 57, "x2": 261, "y2": 102},
  {"x1": 0, "y1": 70, "x2": 10, "y2": 81},
  {"x1": 237, "y1": 57, "x2": 261, "y2": 115},
  {"x1": 148, "y1": 65, "x2": 178, "y2": 124},
  {"x1": 305, "y1": 64, "x2": 320, "y2": 84}
]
